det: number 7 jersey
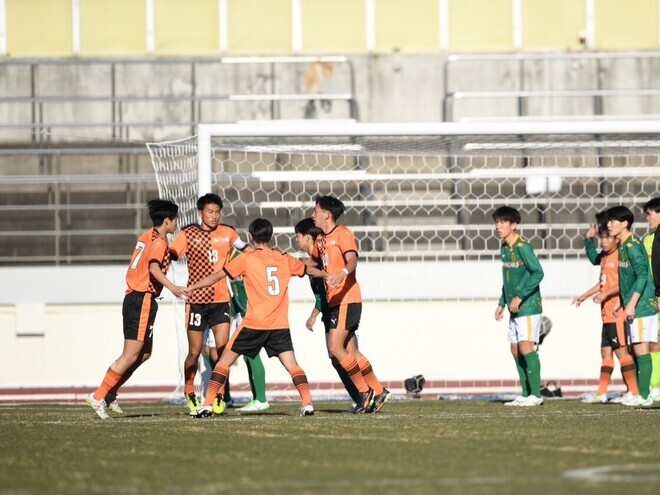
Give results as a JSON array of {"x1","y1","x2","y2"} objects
[
  {"x1": 223, "y1": 249, "x2": 307, "y2": 330},
  {"x1": 125, "y1": 228, "x2": 172, "y2": 296}
]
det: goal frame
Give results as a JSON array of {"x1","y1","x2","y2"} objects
[{"x1": 196, "y1": 119, "x2": 660, "y2": 196}]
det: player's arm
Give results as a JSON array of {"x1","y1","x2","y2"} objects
[
  {"x1": 624, "y1": 244, "x2": 649, "y2": 318},
  {"x1": 169, "y1": 231, "x2": 187, "y2": 262},
  {"x1": 584, "y1": 236, "x2": 602, "y2": 266},
  {"x1": 326, "y1": 250, "x2": 357, "y2": 288},
  {"x1": 149, "y1": 261, "x2": 187, "y2": 298},
  {"x1": 495, "y1": 287, "x2": 506, "y2": 320},
  {"x1": 306, "y1": 265, "x2": 327, "y2": 279},
  {"x1": 652, "y1": 229, "x2": 660, "y2": 297},
  {"x1": 189, "y1": 269, "x2": 228, "y2": 291},
  {"x1": 593, "y1": 284, "x2": 618, "y2": 304},
  {"x1": 571, "y1": 282, "x2": 600, "y2": 307}
]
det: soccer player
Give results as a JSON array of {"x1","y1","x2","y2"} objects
[
  {"x1": 492, "y1": 206, "x2": 545, "y2": 407},
  {"x1": 607, "y1": 205, "x2": 659, "y2": 406},
  {"x1": 312, "y1": 195, "x2": 391, "y2": 413},
  {"x1": 641, "y1": 198, "x2": 660, "y2": 400},
  {"x1": 573, "y1": 223, "x2": 639, "y2": 403},
  {"x1": 294, "y1": 217, "x2": 362, "y2": 410},
  {"x1": 169, "y1": 194, "x2": 251, "y2": 414},
  {"x1": 187, "y1": 218, "x2": 326, "y2": 417},
  {"x1": 86, "y1": 199, "x2": 186, "y2": 419}
]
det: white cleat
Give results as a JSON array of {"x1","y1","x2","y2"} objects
[
  {"x1": 649, "y1": 388, "x2": 660, "y2": 401},
  {"x1": 519, "y1": 395, "x2": 544, "y2": 407},
  {"x1": 621, "y1": 395, "x2": 653, "y2": 407},
  {"x1": 238, "y1": 399, "x2": 270, "y2": 413},
  {"x1": 610, "y1": 392, "x2": 633, "y2": 404},
  {"x1": 105, "y1": 394, "x2": 124, "y2": 414},
  {"x1": 300, "y1": 404, "x2": 315, "y2": 416},
  {"x1": 86, "y1": 393, "x2": 110, "y2": 420},
  {"x1": 581, "y1": 393, "x2": 608, "y2": 404},
  {"x1": 504, "y1": 395, "x2": 527, "y2": 407}
]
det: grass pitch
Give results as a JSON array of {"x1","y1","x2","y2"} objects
[{"x1": 1, "y1": 399, "x2": 659, "y2": 495}]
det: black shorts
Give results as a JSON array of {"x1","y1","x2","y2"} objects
[
  {"x1": 321, "y1": 308, "x2": 332, "y2": 334},
  {"x1": 328, "y1": 303, "x2": 362, "y2": 332},
  {"x1": 601, "y1": 321, "x2": 626, "y2": 350},
  {"x1": 122, "y1": 291, "x2": 158, "y2": 347},
  {"x1": 185, "y1": 302, "x2": 231, "y2": 331},
  {"x1": 228, "y1": 327, "x2": 294, "y2": 359}
]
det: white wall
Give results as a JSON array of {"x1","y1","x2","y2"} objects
[{"x1": 0, "y1": 260, "x2": 607, "y2": 389}]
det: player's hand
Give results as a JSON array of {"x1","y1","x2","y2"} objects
[
  {"x1": 509, "y1": 297, "x2": 522, "y2": 313},
  {"x1": 172, "y1": 285, "x2": 188, "y2": 299},
  {"x1": 306, "y1": 314, "x2": 317, "y2": 332},
  {"x1": 586, "y1": 223, "x2": 597, "y2": 239},
  {"x1": 571, "y1": 296, "x2": 584, "y2": 307},
  {"x1": 592, "y1": 293, "x2": 604, "y2": 304},
  {"x1": 326, "y1": 270, "x2": 347, "y2": 288},
  {"x1": 611, "y1": 303, "x2": 621, "y2": 319},
  {"x1": 624, "y1": 303, "x2": 636, "y2": 321},
  {"x1": 494, "y1": 306, "x2": 504, "y2": 321}
]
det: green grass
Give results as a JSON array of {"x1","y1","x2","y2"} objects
[{"x1": 1, "y1": 399, "x2": 659, "y2": 495}]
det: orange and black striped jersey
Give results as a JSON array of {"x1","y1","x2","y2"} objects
[
  {"x1": 170, "y1": 224, "x2": 244, "y2": 304},
  {"x1": 125, "y1": 228, "x2": 171, "y2": 296},
  {"x1": 315, "y1": 225, "x2": 362, "y2": 307},
  {"x1": 223, "y1": 248, "x2": 306, "y2": 330},
  {"x1": 600, "y1": 249, "x2": 624, "y2": 324}
]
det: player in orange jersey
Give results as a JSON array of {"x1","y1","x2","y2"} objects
[
  {"x1": 86, "y1": 199, "x2": 187, "y2": 419},
  {"x1": 312, "y1": 195, "x2": 390, "y2": 413},
  {"x1": 186, "y1": 218, "x2": 327, "y2": 417},
  {"x1": 574, "y1": 222, "x2": 639, "y2": 403},
  {"x1": 170, "y1": 193, "x2": 252, "y2": 413}
]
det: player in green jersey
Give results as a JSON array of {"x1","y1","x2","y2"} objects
[
  {"x1": 493, "y1": 206, "x2": 545, "y2": 407},
  {"x1": 607, "y1": 206, "x2": 658, "y2": 406},
  {"x1": 641, "y1": 198, "x2": 660, "y2": 400},
  {"x1": 294, "y1": 218, "x2": 362, "y2": 410}
]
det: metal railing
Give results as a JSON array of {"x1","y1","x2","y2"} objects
[
  {"x1": 442, "y1": 51, "x2": 660, "y2": 121},
  {"x1": 0, "y1": 55, "x2": 359, "y2": 143}
]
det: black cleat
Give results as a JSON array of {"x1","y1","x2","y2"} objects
[
  {"x1": 189, "y1": 406, "x2": 213, "y2": 418},
  {"x1": 368, "y1": 389, "x2": 391, "y2": 413},
  {"x1": 352, "y1": 389, "x2": 375, "y2": 414}
]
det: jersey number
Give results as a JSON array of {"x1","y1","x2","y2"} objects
[
  {"x1": 208, "y1": 250, "x2": 219, "y2": 263},
  {"x1": 266, "y1": 267, "x2": 281, "y2": 296},
  {"x1": 189, "y1": 312, "x2": 202, "y2": 327},
  {"x1": 130, "y1": 241, "x2": 146, "y2": 270}
]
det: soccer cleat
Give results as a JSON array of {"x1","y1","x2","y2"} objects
[
  {"x1": 86, "y1": 393, "x2": 110, "y2": 420},
  {"x1": 105, "y1": 394, "x2": 124, "y2": 414},
  {"x1": 189, "y1": 406, "x2": 214, "y2": 418},
  {"x1": 622, "y1": 395, "x2": 653, "y2": 407},
  {"x1": 185, "y1": 393, "x2": 199, "y2": 413},
  {"x1": 352, "y1": 389, "x2": 375, "y2": 414},
  {"x1": 581, "y1": 393, "x2": 608, "y2": 404},
  {"x1": 238, "y1": 399, "x2": 270, "y2": 413},
  {"x1": 610, "y1": 392, "x2": 633, "y2": 404},
  {"x1": 519, "y1": 395, "x2": 544, "y2": 407},
  {"x1": 369, "y1": 389, "x2": 391, "y2": 413},
  {"x1": 224, "y1": 398, "x2": 235, "y2": 408},
  {"x1": 504, "y1": 395, "x2": 527, "y2": 407},
  {"x1": 212, "y1": 396, "x2": 226, "y2": 415},
  {"x1": 650, "y1": 388, "x2": 660, "y2": 401},
  {"x1": 300, "y1": 404, "x2": 315, "y2": 416}
]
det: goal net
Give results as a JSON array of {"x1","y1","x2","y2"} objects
[{"x1": 148, "y1": 120, "x2": 660, "y2": 393}]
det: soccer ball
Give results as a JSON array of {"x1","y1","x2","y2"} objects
[
  {"x1": 539, "y1": 316, "x2": 552, "y2": 346},
  {"x1": 404, "y1": 374, "x2": 426, "y2": 395}
]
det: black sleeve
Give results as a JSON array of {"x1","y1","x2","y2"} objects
[{"x1": 653, "y1": 227, "x2": 660, "y2": 296}]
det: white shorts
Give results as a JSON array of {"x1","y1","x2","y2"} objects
[
  {"x1": 626, "y1": 314, "x2": 659, "y2": 345},
  {"x1": 508, "y1": 314, "x2": 542, "y2": 344}
]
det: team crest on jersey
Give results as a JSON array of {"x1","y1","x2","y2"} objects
[{"x1": 619, "y1": 261, "x2": 631, "y2": 268}]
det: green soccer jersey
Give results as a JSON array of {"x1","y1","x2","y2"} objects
[
  {"x1": 498, "y1": 235, "x2": 544, "y2": 317},
  {"x1": 618, "y1": 232, "x2": 658, "y2": 317},
  {"x1": 227, "y1": 246, "x2": 248, "y2": 318},
  {"x1": 584, "y1": 237, "x2": 602, "y2": 266}
]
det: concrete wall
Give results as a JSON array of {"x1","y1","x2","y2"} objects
[{"x1": 0, "y1": 260, "x2": 609, "y2": 390}]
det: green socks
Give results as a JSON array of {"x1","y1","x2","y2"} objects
[
  {"x1": 514, "y1": 355, "x2": 531, "y2": 397},
  {"x1": 636, "y1": 353, "x2": 653, "y2": 399},
  {"x1": 244, "y1": 354, "x2": 267, "y2": 402},
  {"x1": 523, "y1": 351, "x2": 542, "y2": 398}
]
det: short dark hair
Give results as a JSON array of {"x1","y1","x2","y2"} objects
[
  {"x1": 147, "y1": 199, "x2": 178, "y2": 226},
  {"x1": 197, "y1": 193, "x2": 223, "y2": 211},
  {"x1": 594, "y1": 210, "x2": 609, "y2": 229},
  {"x1": 492, "y1": 206, "x2": 521, "y2": 224},
  {"x1": 607, "y1": 205, "x2": 634, "y2": 229},
  {"x1": 642, "y1": 197, "x2": 660, "y2": 214},
  {"x1": 598, "y1": 224, "x2": 611, "y2": 237},
  {"x1": 249, "y1": 218, "x2": 273, "y2": 244},
  {"x1": 315, "y1": 195, "x2": 345, "y2": 221},
  {"x1": 294, "y1": 217, "x2": 322, "y2": 239}
]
